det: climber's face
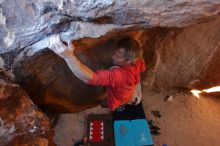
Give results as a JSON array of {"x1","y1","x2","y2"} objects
[{"x1": 112, "y1": 48, "x2": 131, "y2": 66}]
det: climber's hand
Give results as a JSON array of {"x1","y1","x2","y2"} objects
[
  {"x1": 68, "y1": 41, "x2": 75, "y2": 52},
  {"x1": 48, "y1": 34, "x2": 74, "y2": 58}
]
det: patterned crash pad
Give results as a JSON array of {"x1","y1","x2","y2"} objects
[{"x1": 87, "y1": 114, "x2": 114, "y2": 146}]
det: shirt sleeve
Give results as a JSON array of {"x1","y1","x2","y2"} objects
[
  {"x1": 134, "y1": 59, "x2": 146, "y2": 84},
  {"x1": 137, "y1": 58, "x2": 146, "y2": 73},
  {"x1": 86, "y1": 68, "x2": 124, "y2": 87}
]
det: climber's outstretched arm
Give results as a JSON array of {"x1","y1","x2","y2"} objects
[{"x1": 48, "y1": 34, "x2": 94, "y2": 83}]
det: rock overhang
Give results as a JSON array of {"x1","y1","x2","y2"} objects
[{"x1": 0, "y1": 0, "x2": 219, "y2": 113}]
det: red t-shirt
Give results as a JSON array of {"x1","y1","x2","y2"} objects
[{"x1": 87, "y1": 59, "x2": 146, "y2": 111}]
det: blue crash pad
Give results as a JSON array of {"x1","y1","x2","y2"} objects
[
  {"x1": 114, "y1": 119, "x2": 153, "y2": 146},
  {"x1": 131, "y1": 119, "x2": 153, "y2": 146},
  {"x1": 114, "y1": 120, "x2": 134, "y2": 146}
]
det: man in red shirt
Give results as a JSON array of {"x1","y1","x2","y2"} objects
[{"x1": 48, "y1": 34, "x2": 146, "y2": 111}]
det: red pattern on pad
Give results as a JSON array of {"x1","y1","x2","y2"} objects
[{"x1": 89, "y1": 120, "x2": 104, "y2": 142}]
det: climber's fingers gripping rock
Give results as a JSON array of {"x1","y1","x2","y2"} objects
[{"x1": 48, "y1": 34, "x2": 74, "y2": 58}]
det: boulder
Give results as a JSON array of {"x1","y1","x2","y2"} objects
[
  {"x1": 0, "y1": 0, "x2": 219, "y2": 113},
  {"x1": 0, "y1": 69, "x2": 55, "y2": 146},
  {"x1": 0, "y1": 0, "x2": 220, "y2": 53}
]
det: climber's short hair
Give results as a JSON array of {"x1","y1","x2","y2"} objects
[{"x1": 115, "y1": 37, "x2": 143, "y2": 63}]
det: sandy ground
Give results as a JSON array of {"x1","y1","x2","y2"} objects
[{"x1": 54, "y1": 89, "x2": 220, "y2": 146}]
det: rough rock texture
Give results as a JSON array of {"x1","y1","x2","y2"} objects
[
  {"x1": 0, "y1": 0, "x2": 220, "y2": 53},
  {"x1": 13, "y1": 49, "x2": 104, "y2": 113},
  {"x1": 0, "y1": 0, "x2": 220, "y2": 113},
  {"x1": 0, "y1": 69, "x2": 55, "y2": 146},
  {"x1": 12, "y1": 16, "x2": 220, "y2": 113},
  {"x1": 0, "y1": 1, "x2": 219, "y2": 145},
  {"x1": 149, "y1": 17, "x2": 220, "y2": 90}
]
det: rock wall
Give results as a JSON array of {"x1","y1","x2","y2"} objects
[
  {"x1": 148, "y1": 17, "x2": 220, "y2": 90},
  {"x1": 12, "y1": 16, "x2": 220, "y2": 113},
  {"x1": 0, "y1": 0, "x2": 220, "y2": 112},
  {"x1": 13, "y1": 49, "x2": 104, "y2": 113},
  {"x1": 0, "y1": 69, "x2": 55, "y2": 146},
  {"x1": 0, "y1": 0, "x2": 220, "y2": 53},
  {"x1": 0, "y1": 1, "x2": 220, "y2": 145}
]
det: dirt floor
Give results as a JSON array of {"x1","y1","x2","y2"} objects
[{"x1": 54, "y1": 89, "x2": 220, "y2": 146}]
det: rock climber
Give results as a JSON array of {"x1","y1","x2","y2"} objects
[{"x1": 48, "y1": 34, "x2": 146, "y2": 111}]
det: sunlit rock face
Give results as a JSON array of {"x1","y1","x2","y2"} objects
[{"x1": 0, "y1": 70, "x2": 55, "y2": 146}]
